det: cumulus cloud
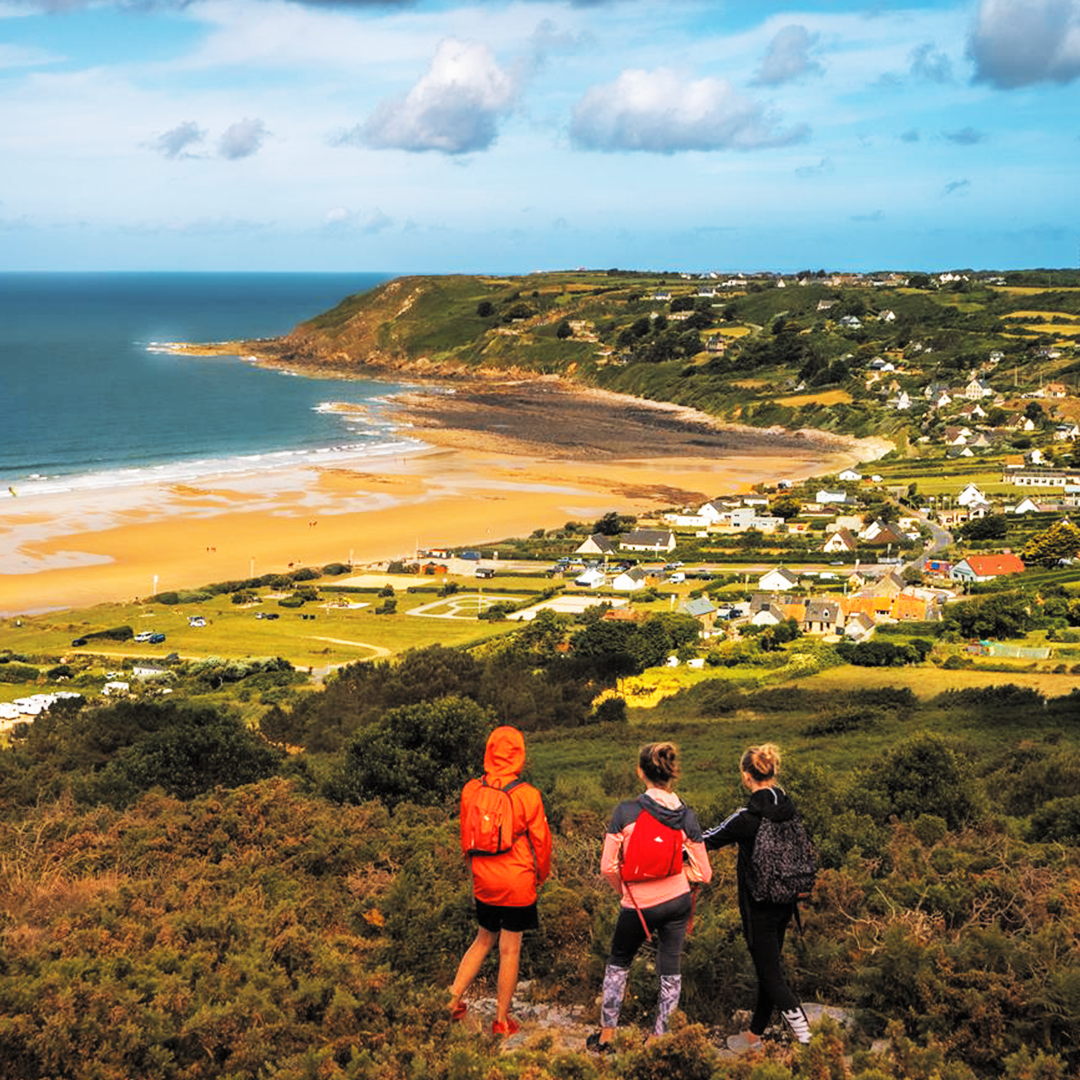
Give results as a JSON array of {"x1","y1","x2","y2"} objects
[
  {"x1": 154, "y1": 121, "x2": 205, "y2": 159},
  {"x1": 570, "y1": 67, "x2": 809, "y2": 153},
  {"x1": 909, "y1": 42, "x2": 953, "y2": 83},
  {"x1": 218, "y1": 118, "x2": 269, "y2": 159},
  {"x1": 944, "y1": 178, "x2": 971, "y2": 195},
  {"x1": 944, "y1": 127, "x2": 985, "y2": 145},
  {"x1": 356, "y1": 38, "x2": 517, "y2": 154},
  {"x1": 969, "y1": 0, "x2": 1080, "y2": 88},
  {"x1": 753, "y1": 25, "x2": 822, "y2": 86}
]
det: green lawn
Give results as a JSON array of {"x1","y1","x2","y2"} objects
[{"x1": 0, "y1": 584, "x2": 531, "y2": 670}]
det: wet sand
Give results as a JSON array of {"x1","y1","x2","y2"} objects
[{"x1": 0, "y1": 379, "x2": 891, "y2": 616}]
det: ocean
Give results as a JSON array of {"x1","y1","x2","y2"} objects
[{"x1": 0, "y1": 272, "x2": 418, "y2": 496}]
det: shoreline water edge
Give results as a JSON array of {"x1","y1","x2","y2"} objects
[{"x1": 0, "y1": 357, "x2": 892, "y2": 617}]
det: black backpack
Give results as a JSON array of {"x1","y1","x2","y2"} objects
[{"x1": 747, "y1": 813, "x2": 818, "y2": 905}]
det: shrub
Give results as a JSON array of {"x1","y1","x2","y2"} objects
[
  {"x1": 330, "y1": 696, "x2": 492, "y2": 810},
  {"x1": 851, "y1": 732, "x2": 986, "y2": 830},
  {"x1": 85, "y1": 625, "x2": 134, "y2": 642},
  {"x1": 0, "y1": 662, "x2": 38, "y2": 684}
]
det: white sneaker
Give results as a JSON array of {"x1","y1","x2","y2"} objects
[{"x1": 782, "y1": 1006, "x2": 811, "y2": 1044}]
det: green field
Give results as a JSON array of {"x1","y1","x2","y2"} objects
[{"x1": 0, "y1": 581, "x2": 533, "y2": 673}]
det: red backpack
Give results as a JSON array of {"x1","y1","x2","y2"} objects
[
  {"x1": 620, "y1": 802, "x2": 684, "y2": 883},
  {"x1": 461, "y1": 778, "x2": 524, "y2": 857},
  {"x1": 620, "y1": 798, "x2": 685, "y2": 938}
]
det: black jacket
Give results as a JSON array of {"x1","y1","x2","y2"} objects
[{"x1": 703, "y1": 786, "x2": 798, "y2": 923}]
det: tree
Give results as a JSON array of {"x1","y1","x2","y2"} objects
[
  {"x1": 958, "y1": 514, "x2": 1009, "y2": 542},
  {"x1": 594, "y1": 510, "x2": 637, "y2": 535},
  {"x1": 556, "y1": 318, "x2": 573, "y2": 339},
  {"x1": 334, "y1": 696, "x2": 492, "y2": 810},
  {"x1": 770, "y1": 495, "x2": 802, "y2": 520},
  {"x1": 943, "y1": 591, "x2": 1035, "y2": 639},
  {"x1": 853, "y1": 732, "x2": 984, "y2": 829},
  {"x1": 95, "y1": 703, "x2": 283, "y2": 805},
  {"x1": 1023, "y1": 520, "x2": 1080, "y2": 567},
  {"x1": 476, "y1": 300, "x2": 494, "y2": 317}
]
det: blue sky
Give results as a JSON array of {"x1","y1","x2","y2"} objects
[{"x1": 1, "y1": 0, "x2": 1078, "y2": 273}]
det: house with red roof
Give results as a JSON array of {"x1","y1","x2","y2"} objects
[{"x1": 949, "y1": 553, "x2": 1025, "y2": 583}]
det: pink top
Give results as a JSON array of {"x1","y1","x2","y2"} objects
[{"x1": 601, "y1": 786, "x2": 712, "y2": 909}]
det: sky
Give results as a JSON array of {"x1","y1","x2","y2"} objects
[{"x1": 1, "y1": 0, "x2": 1078, "y2": 273}]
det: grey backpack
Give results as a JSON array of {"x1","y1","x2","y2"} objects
[{"x1": 747, "y1": 813, "x2": 818, "y2": 905}]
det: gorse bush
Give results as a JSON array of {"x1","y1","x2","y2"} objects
[{"x1": 2, "y1": 680, "x2": 1080, "y2": 1077}]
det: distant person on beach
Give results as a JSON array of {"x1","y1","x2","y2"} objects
[
  {"x1": 703, "y1": 743, "x2": 813, "y2": 1051},
  {"x1": 588, "y1": 742, "x2": 711, "y2": 1051},
  {"x1": 449, "y1": 726, "x2": 551, "y2": 1037}
]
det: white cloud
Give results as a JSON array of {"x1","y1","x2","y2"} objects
[
  {"x1": 358, "y1": 38, "x2": 518, "y2": 154},
  {"x1": 752, "y1": 25, "x2": 822, "y2": 86},
  {"x1": 154, "y1": 120, "x2": 206, "y2": 158},
  {"x1": 569, "y1": 67, "x2": 809, "y2": 153},
  {"x1": 218, "y1": 117, "x2": 269, "y2": 159},
  {"x1": 969, "y1": 0, "x2": 1080, "y2": 88}
]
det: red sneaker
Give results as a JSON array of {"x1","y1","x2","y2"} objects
[{"x1": 492, "y1": 1017, "x2": 520, "y2": 1037}]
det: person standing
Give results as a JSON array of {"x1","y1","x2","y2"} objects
[
  {"x1": 588, "y1": 742, "x2": 712, "y2": 1050},
  {"x1": 449, "y1": 725, "x2": 552, "y2": 1037},
  {"x1": 703, "y1": 743, "x2": 812, "y2": 1050}
]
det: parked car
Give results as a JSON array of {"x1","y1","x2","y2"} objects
[
  {"x1": 256, "y1": 612, "x2": 280, "y2": 620},
  {"x1": 134, "y1": 631, "x2": 154, "y2": 642},
  {"x1": 70, "y1": 637, "x2": 88, "y2": 646},
  {"x1": 148, "y1": 633, "x2": 166, "y2": 644}
]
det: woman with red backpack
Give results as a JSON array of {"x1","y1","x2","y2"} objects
[
  {"x1": 448, "y1": 725, "x2": 551, "y2": 1037},
  {"x1": 587, "y1": 742, "x2": 712, "y2": 1051}
]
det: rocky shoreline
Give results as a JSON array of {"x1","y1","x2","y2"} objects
[{"x1": 163, "y1": 341, "x2": 893, "y2": 471}]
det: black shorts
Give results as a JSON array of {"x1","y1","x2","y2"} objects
[{"x1": 475, "y1": 899, "x2": 539, "y2": 933}]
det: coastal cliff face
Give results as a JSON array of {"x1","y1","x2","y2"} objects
[{"x1": 257, "y1": 274, "x2": 558, "y2": 379}]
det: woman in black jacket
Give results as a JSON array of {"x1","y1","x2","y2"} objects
[{"x1": 703, "y1": 743, "x2": 811, "y2": 1050}]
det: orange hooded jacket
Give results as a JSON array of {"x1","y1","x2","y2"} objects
[{"x1": 460, "y1": 726, "x2": 552, "y2": 908}]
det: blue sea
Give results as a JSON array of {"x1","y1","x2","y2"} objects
[{"x1": 0, "y1": 272, "x2": 419, "y2": 496}]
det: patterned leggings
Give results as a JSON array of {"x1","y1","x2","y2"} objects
[{"x1": 601, "y1": 892, "x2": 692, "y2": 1035}]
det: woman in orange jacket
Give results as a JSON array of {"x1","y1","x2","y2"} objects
[{"x1": 448, "y1": 726, "x2": 552, "y2": 1036}]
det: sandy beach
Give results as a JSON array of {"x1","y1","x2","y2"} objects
[{"x1": 0, "y1": 379, "x2": 890, "y2": 617}]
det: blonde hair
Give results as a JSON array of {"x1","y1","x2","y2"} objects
[
  {"x1": 639, "y1": 742, "x2": 680, "y2": 789},
  {"x1": 741, "y1": 743, "x2": 781, "y2": 783}
]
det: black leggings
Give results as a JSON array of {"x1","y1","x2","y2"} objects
[
  {"x1": 608, "y1": 892, "x2": 692, "y2": 976},
  {"x1": 745, "y1": 901, "x2": 799, "y2": 1034}
]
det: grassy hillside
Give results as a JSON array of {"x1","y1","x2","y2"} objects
[{"x1": 248, "y1": 268, "x2": 1080, "y2": 448}]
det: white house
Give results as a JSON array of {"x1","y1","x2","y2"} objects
[
  {"x1": 751, "y1": 604, "x2": 787, "y2": 627},
  {"x1": 576, "y1": 534, "x2": 618, "y2": 557},
  {"x1": 620, "y1": 529, "x2": 676, "y2": 553},
  {"x1": 758, "y1": 567, "x2": 799, "y2": 591},
  {"x1": 612, "y1": 567, "x2": 648, "y2": 591},
  {"x1": 957, "y1": 482, "x2": 987, "y2": 507},
  {"x1": 823, "y1": 528, "x2": 858, "y2": 553},
  {"x1": 838, "y1": 469, "x2": 862, "y2": 482},
  {"x1": 816, "y1": 489, "x2": 854, "y2": 505}
]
